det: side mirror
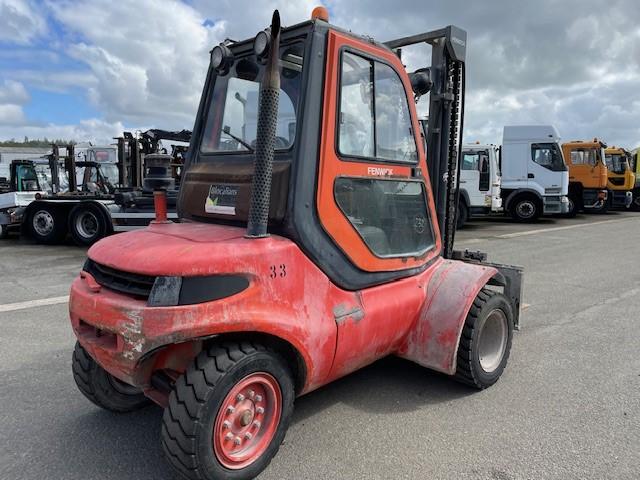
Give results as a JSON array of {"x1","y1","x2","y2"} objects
[{"x1": 409, "y1": 68, "x2": 433, "y2": 98}]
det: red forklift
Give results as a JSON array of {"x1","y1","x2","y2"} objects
[{"x1": 69, "y1": 8, "x2": 523, "y2": 480}]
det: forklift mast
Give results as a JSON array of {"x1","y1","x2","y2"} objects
[
  {"x1": 49, "y1": 144, "x2": 77, "y2": 194},
  {"x1": 386, "y1": 26, "x2": 466, "y2": 259}
]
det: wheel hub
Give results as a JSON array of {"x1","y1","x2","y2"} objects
[
  {"x1": 213, "y1": 372, "x2": 282, "y2": 470},
  {"x1": 76, "y1": 211, "x2": 98, "y2": 238},
  {"x1": 516, "y1": 201, "x2": 535, "y2": 218},
  {"x1": 477, "y1": 309, "x2": 508, "y2": 373},
  {"x1": 33, "y1": 210, "x2": 54, "y2": 236}
]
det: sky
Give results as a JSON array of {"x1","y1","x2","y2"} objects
[{"x1": 0, "y1": 0, "x2": 639, "y2": 147}]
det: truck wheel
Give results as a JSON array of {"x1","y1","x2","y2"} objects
[
  {"x1": 72, "y1": 342, "x2": 150, "y2": 412},
  {"x1": 456, "y1": 201, "x2": 469, "y2": 229},
  {"x1": 455, "y1": 288, "x2": 514, "y2": 389},
  {"x1": 30, "y1": 206, "x2": 67, "y2": 244},
  {"x1": 69, "y1": 203, "x2": 108, "y2": 246},
  {"x1": 161, "y1": 342, "x2": 294, "y2": 480},
  {"x1": 0, "y1": 225, "x2": 7, "y2": 239},
  {"x1": 565, "y1": 195, "x2": 579, "y2": 218},
  {"x1": 509, "y1": 195, "x2": 540, "y2": 222}
]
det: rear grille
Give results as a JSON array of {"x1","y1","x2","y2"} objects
[{"x1": 84, "y1": 259, "x2": 156, "y2": 299}]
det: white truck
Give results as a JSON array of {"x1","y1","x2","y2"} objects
[
  {"x1": 457, "y1": 143, "x2": 502, "y2": 227},
  {"x1": 500, "y1": 125, "x2": 569, "y2": 221}
]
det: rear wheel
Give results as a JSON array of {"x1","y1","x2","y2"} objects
[
  {"x1": 69, "y1": 203, "x2": 109, "y2": 246},
  {"x1": 72, "y1": 342, "x2": 150, "y2": 412},
  {"x1": 509, "y1": 195, "x2": 541, "y2": 222},
  {"x1": 161, "y1": 342, "x2": 294, "y2": 480},
  {"x1": 0, "y1": 224, "x2": 8, "y2": 239},
  {"x1": 30, "y1": 206, "x2": 67, "y2": 244},
  {"x1": 455, "y1": 288, "x2": 514, "y2": 389}
]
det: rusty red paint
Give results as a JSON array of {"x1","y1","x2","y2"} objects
[{"x1": 70, "y1": 222, "x2": 497, "y2": 402}]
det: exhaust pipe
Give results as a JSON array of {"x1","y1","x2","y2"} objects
[{"x1": 246, "y1": 10, "x2": 281, "y2": 238}]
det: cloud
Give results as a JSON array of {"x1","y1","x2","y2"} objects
[
  {"x1": 0, "y1": 80, "x2": 29, "y2": 125},
  {"x1": 0, "y1": 0, "x2": 46, "y2": 44},
  {"x1": 0, "y1": 118, "x2": 125, "y2": 143},
  {"x1": 1, "y1": 0, "x2": 640, "y2": 148}
]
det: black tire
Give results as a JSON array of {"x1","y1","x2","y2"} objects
[
  {"x1": 72, "y1": 342, "x2": 150, "y2": 412},
  {"x1": 565, "y1": 194, "x2": 579, "y2": 218},
  {"x1": 455, "y1": 288, "x2": 514, "y2": 389},
  {"x1": 29, "y1": 205, "x2": 67, "y2": 244},
  {"x1": 161, "y1": 341, "x2": 295, "y2": 480},
  {"x1": 456, "y1": 200, "x2": 469, "y2": 230},
  {"x1": 69, "y1": 203, "x2": 109, "y2": 246},
  {"x1": 509, "y1": 194, "x2": 541, "y2": 222},
  {"x1": 0, "y1": 224, "x2": 8, "y2": 239}
]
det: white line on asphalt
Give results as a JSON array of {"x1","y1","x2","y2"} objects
[
  {"x1": 496, "y1": 218, "x2": 630, "y2": 239},
  {"x1": 0, "y1": 295, "x2": 69, "y2": 313}
]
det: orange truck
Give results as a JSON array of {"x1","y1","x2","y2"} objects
[
  {"x1": 604, "y1": 147, "x2": 634, "y2": 209},
  {"x1": 562, "y1": 139, "x2": 609, "y2": 214}
]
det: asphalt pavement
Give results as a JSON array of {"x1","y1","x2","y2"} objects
[{"x1": 0, "y1": 212, "x2": 638, "y2": 480}]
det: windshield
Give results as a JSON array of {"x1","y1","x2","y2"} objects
[
  {"x1": 200, "y1": 43, "x2": 303, "y2": 154},
  {"x1": 99, "y1": 163, "x2": 119, "y2": 185},
  {"x1": 605, "y1": 153, "x2": 628, "y2": 174}
]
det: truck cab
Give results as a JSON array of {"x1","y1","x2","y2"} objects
[
  {"x1": 457, "y1": 143, "x2": 502, "y2": 227},
  {"x1": 604, "y1": 147, "x2": 634, "y2": 209},
  {"x1": 0, "y1": 160, "x2": 46, "y2": 237},
  {"x1": 500, "y1": 125, "x2": 569, "y2": 221},
  {"x1": 562, "y1": 139, "x2": 609, "y2": 214}
]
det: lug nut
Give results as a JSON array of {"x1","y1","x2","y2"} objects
[
  {"x1": 222, "y1": 420, "x2": 231, "y2": 429},
  {"x1": 253, "y1": 420, "x2": 261, "y2": 429},
  {"x1": 245, "y1": 432, "x2": 253, "y2": 440},
  {"x1": 256, "y1": 407, "x2": 265, "y2": 415},
  {"x1": 225, "y1": 432, "x2": 233, "y2": 441},
  {"x1": 234, "y1": 436, "x2": 242, "y2": 445},
  {"x1": 255, "y1": 395, "x2": 263, "y2": 402},
  {"x1": 248, "y1": 390, "x2": 255, "y2": 399},
  {"x1": 227, "y1": 406, "x2": 235, "y2": 414},
  {"x1": 236, "y1": 394, "x2": 245, "y2": 402}
]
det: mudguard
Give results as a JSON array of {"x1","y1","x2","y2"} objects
[{"x1": 397, "y1": 259, "x2": 497, "y2": 375}]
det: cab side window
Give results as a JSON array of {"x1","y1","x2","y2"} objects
[
  {"x1": 461, "y1": 152, "x2": 479, "y2": 170},
  {"x1": 339, "y1": 51, "x2": 417, "y2": 163}
]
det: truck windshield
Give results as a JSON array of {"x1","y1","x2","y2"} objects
[
  {"x1": 604, "y1": 154, "x2": 628, "y2": 174},
  {"x1": 200, "y1": 43, "x2": 303, "y2": 154},
  {"x1": 570, "y1": 148, "x2": 600, "y2": 167},
  {"x1": 531, "y1": 143, "x2": 566, "y2": 171}
]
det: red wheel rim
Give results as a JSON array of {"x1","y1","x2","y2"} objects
[{"x1": 213, "y1": 372, "x2": 282, "y2": 469}]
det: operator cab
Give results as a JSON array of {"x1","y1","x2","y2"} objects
[{"x1": 178, "y1": 17, "x2": 465, "y2": 289}]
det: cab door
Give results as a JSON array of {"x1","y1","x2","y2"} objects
[
  {"x1": 460, "y1": 150, "x2": 484, "y2": 207},
  {"x1": 318, "y1": 31, "x2": 441, "y2": 379}
]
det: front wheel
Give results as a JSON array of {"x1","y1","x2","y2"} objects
[
  {"x1": 509, "y1": 196, "x2": 540, "y2": 222},
  {"x1": 72, "y1": 342, "x2": 150, "y2": 412},
  {"x1": 456, "y1": 201, "x2": 469, "y2": 230},
  {"x1": 455, "y1": 288, "x2": 514, "y2": 389},
  {"x1": 161, "y1": 342, "x2": 294, "y2": 480}
]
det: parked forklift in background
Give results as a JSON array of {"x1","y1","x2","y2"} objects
[
  {"x1": 604, "y1": 146, "x2": 634, "y2": 209},
  {"x1": 68, "y1": 8, "x2": 523, "y2": 480}
]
